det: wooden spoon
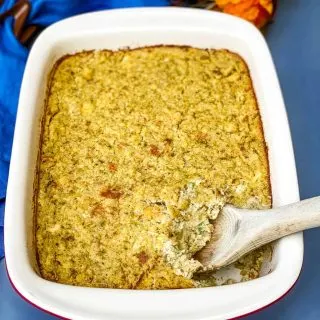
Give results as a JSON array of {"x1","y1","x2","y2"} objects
[{"x1": 195, "y1": 197, "x2": 320, "y2": 269}]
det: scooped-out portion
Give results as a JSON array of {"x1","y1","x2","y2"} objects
[{"x1": 35, "y1": 46, "x2": 271, "y2": 289}]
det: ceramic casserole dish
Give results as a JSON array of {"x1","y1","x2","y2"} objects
[{"x1": 4, "y1": 7, "x2": 302, "y2": 320}]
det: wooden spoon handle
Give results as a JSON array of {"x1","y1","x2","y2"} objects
[{"x1": 239, "y1": 196, "x2": 320, "y2": 252}]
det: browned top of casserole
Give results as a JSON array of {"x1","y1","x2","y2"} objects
[{"x1": 35, "y1": 46, "x2": 271, "y2": 289}]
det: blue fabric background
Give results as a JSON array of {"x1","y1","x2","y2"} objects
[{"x1": 0, "y1": 0, "x2": 168, "y2": 259}]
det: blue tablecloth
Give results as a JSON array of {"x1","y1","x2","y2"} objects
[{"x1": 1, "y1": 0, "x2": 320, "y2": 319}]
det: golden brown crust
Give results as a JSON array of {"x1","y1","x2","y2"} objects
[
  {"x1": 229, "y1": 51, "x2": 272, "y2": 204},
  {"x1": 34, "y1": 57, "x2": 66, "y2": 274},
  {"x1": 35, "y1": 46, "x2": 271, "y2": 289},
  {"x1": 221, "y1": 50, "x2": 272, "y2": 205}
]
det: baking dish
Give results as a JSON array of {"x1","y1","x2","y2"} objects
[{"x1": 4, "y1": 7, "x2": 302, "y2": 320}]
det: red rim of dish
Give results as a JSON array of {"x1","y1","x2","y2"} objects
[{"x1": 5, "y1": 259, "x2": 301, "y2": 320}]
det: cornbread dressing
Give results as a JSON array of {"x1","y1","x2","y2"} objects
[{"x1": 35, "y1": 46, "x2": 271, "y2": 289}]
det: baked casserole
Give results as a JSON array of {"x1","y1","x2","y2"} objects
[{"x1": 35, "y1": 46, "x2": 271, "y2": 289}]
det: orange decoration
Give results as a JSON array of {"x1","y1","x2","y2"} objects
[{"x1": 215, "y1": 0, "x2": 274, "y2": 28}]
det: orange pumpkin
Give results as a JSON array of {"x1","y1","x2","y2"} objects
[{"x1": 215, "y1": 0, "x2": 274, "y2": 28}]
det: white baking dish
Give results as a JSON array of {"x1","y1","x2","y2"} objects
[{"x1": 4, "y1": 7, "x2": 302, "y2": 320}]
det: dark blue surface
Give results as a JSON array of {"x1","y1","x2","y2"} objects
[{"x1": 1, "y1": 0, "x2": 320, "y2": 319}]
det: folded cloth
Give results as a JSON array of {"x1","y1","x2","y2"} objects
[{"x1": 0, "y1": 0, "x2": 168, "y2": 259}]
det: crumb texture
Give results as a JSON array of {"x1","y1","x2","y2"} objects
[{"x1": 36, "y1": 46, "x2": 271, "y2": 289}]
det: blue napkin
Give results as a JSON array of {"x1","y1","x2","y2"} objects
[{"x1": 0, "y1": 0, "x2": 168, "y2": 259}]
